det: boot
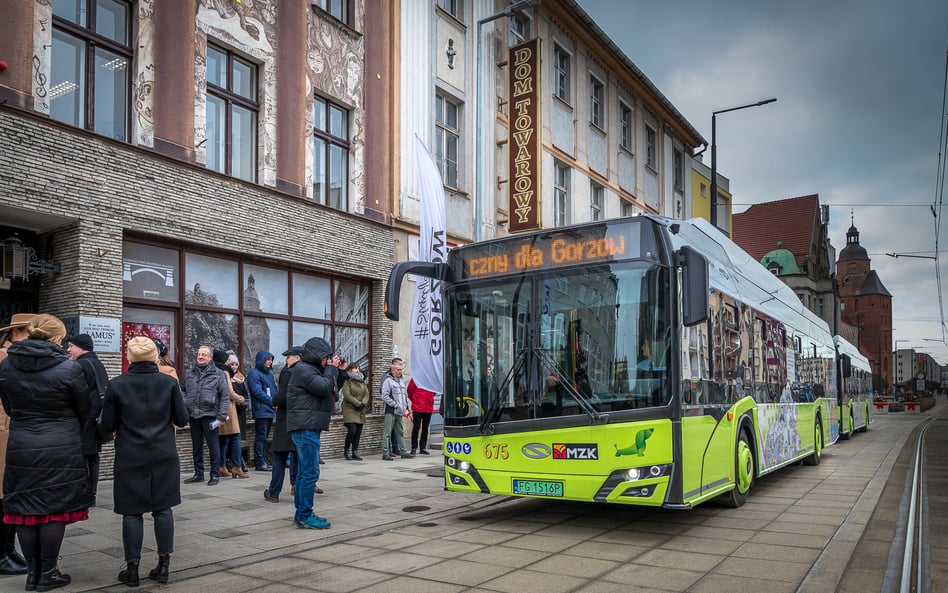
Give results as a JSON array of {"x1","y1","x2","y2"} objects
[
  {"x1": 344, "y1": 449, "x2": 351, "y2": 461},
  {"x1": 24, "y1": 558, "x2": 39, "y2": 592},
  {"x1": 231, "y1": 466, "x2": 249, "y2": 479},
  {"x1": 351, "y1": 449, "x2": 363, "y2": 461},
  {"x1": 35, "y1": 558, "x2": 70, "y2": 592},
  {"x1": 118, "y1": 562, "x2": 139, "y2": 587},
  {"x1": 219, "y1": 466, "x2": 232, "y2": 478},
  {"x1": 0, "y1": 551, "x2": 28, "y2": 575},
  {"x1": 148, "y1": 554, "x2": 170, "y2": 584}
]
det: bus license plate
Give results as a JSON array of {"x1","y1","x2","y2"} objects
[{"x1": 513, "y1": 479, "x2": 563, "y2": 497}]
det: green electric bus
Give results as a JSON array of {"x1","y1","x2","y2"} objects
[
  {"x1": 835, "y1": 334, "x2": 872, "y2": 438},
  {"x1": 385, "y1": 215, "x2": 839, "y2": 508}
]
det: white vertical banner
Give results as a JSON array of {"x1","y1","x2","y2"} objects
[{"x1": 410, "y1": 135, "x2": 446, "y2": 393}]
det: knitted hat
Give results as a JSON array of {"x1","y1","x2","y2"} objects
[
  {"x1": 67, "y1": 333, "x2": 94, "y2": 352},
  {"x1": 212, "y1": 348, "x2": 229, "y2": 365},
  {"x1": 226, "y1": 354, "x2": 239, "y2": 365},
  {"x1": 127, "y1": 336, "x2": 158, "y2": 363}
]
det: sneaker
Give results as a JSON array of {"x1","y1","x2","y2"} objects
[
  {"x1": 382, "y1": 454, "x2": 394, "y2": 461},
  {"x1": 297, "y1": 516, "x2": 331, "y2": 530},
  {"x1": 264, "y1": 490, "x2": 279, "y2": 503}
]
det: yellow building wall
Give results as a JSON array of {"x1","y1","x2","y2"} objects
[{"x1": 690, "y1": 169, "x2": 732, "y2": 231}]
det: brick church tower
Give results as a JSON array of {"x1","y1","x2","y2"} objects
[{"x1": 837, "y1": 218, "x2": 893, "y2": 393}]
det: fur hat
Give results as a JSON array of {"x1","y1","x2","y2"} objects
[
  {"x1": 127, "y1": 336, "x2": 158, "y2": 363},
  {"x1": 67, "y1": 333, "x2": 94, "y2": 352}
]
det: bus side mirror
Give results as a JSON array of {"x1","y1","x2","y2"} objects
[
  {"x1": 384, "y1": 261, "x2": 452, "y2": 321},
  {"x1": 840, "y1": 354, "x2": 852, "y2": 378},
  {"x1": 679, "y1": 246, "x2": 709, "y2": 327}
]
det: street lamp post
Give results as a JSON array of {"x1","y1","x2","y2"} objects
[
  {"x1": 709, "y1": 97, "x2": 777, "y2": 228},
  {"x1": 474, "y1": 0, "x2": 540, "y2": 242}
]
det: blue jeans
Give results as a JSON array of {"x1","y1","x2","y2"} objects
[
  {"x1": 189, "y1": 417, "x2": 221, "y2": 478},
  {"x1": 219, "y1": 433, "x2": 243, "y2": 469},
  {"x1": 290, "y1": 431, "x2": 321, "y2": 523},
  {"x1": 254, "y1": 418, "x2": 273, "y2": 466},
  {"x1": 268, "y1": 450, "x2": 297, "y2": 498}
]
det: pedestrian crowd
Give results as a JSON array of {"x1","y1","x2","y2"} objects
[{"x1": 0, "y1": 313, "x2": 437, "y2": 590}]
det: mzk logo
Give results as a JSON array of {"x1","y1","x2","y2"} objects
[{"x1": 552, "y1": 444, "x2": 599, "y2": 460}]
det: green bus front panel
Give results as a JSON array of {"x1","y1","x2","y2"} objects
[{"x1": 443, "y1": 421, "x2": 674, "y2": 505}]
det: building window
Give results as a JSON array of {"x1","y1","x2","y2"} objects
[
  {"x1": 509, "y1": 12, "x2": 531, "y2": 44},
  {"x1": 621, "y1": 199, "x2": 634, "y2": 217},
  {"x1": 554, "y1": 161, "x2": 571, "y2": 226},
  {"x1": 50, "y1": 0, "x2": 132, "y2": 141},
  {"x1": 645, "y1": 125, "x2": 656, "y2": 170},
  {"x1": 619, "y1": 102, "x2": 633, "y2": 151},
  {"x1": 590, "y1": 76, "x2": 604, "y2": 129},
  {"x1": 122, "y1": 240, "x2": 371, "y2": 397},
  {"x1": 313, "y1": 96, "x2": 349, "y2": 211},
  {"x1": 590, "y1": 182, "x2": 603, "y2": 221},
  {"x1": 313, "y1": 0, "x2": 350, "y2": 25},
  {"x1": 673, "y1": 148, "x2": 683, "y2": 191},
  {"x1": 435, "y1": 93, "x2": 461, "y2": 189},
  {"x1": 700, "y1": 183, "x2": 708, "y2": 197},
  {"x1": 206, "y1": 44, "x2": 258, "y2": 182},
  {"x1": 437, "y1": 0, "x2": 462, "y2": 20},
  {"x1": 552, "y1": 44, "x2": 571, "y2": 103}
]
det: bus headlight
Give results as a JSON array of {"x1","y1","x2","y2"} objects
[
  {"x1": 459, "y1": 461, "x2": 471, "y2": 472},
  {"x1": 625, "y1": 468, "x2": 641, "y2": 481}
]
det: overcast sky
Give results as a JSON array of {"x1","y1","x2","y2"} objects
[{"x1": 579, "y1": 0, "x2": 948, "y2": 363}]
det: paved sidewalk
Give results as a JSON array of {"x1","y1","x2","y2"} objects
[{"x1": 0, "y1": 404, "x2": 942, "y2": 593}]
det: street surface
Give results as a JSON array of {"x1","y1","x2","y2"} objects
[{"x1": 3, "y1": 399, "x2": 943, "y2": 593}]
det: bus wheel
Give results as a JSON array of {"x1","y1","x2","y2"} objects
[
  {"x1": 723, "y1": 430, "x2": 754, "y2": 508},
  {"x1": 840, "y1": 411, "x2": 853, "y2": 440},
  {"x1": 803, "y1": 418, "x2": 823, "y2": 466}
]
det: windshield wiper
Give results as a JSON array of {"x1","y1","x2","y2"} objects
[
  {"x1": 478, "y1": 348, "x2": 527, "y2": 434},
  {"x1": 534, "y1": 348, "x2": 606, "y2": 424}
]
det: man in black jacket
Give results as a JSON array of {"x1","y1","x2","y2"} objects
[
  {"x1": 286, "y1": 337, "x2": 338, "y2": 529},
  {"x1": 65, "y1": 333, "x2": 107, "y2": 505}
]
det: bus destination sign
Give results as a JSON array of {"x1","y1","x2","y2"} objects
[{"x1": 464, "y1": 231, "x2": 631, "y2": 278}]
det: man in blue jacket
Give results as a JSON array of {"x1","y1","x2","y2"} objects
[{"x1": 247, "y1": 351, "x2": 278, "y2": 471}]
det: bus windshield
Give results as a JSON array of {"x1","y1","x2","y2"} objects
[{"x1": 443, "y1": 263, "x2": 670, "y2": 428}]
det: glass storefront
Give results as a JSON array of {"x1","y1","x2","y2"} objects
[{"x1": 122, "y1": 239, "x2": 371, "y2": 384}]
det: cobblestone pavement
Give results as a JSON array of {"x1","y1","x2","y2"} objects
[{"x1": 1, "y1": 400, "x2": 943, "y2": 593}]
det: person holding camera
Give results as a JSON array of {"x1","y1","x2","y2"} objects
[{"x1": 340, "y1": 361, "x2": 369, "y2": 460}]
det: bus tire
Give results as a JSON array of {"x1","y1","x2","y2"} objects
[
  {"x1": 840, "y1": 411, "x2": 853, "y2": 440},
  {"x1": 803, "y1": 417, "x2": 823, "y2": 466},
  {"x1": 722, "y1": 429, "x2": 754, "y2": 508}
]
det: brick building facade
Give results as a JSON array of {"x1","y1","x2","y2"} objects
[{"x1": 1, "y1": 0, "x2": 400, "y2": 474}]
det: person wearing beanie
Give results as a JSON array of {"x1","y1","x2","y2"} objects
[
  {"x1": 213, "y1": 350, "x2": 248, "y2": 479},
  {"x1": 181, "y1": 346, "x2": 230, "y2": 486},
  {"x1": 0, "y1": 313, "x2": 92, "y2": 591},
  {"x1": 66, "y1": 334, "x2": 108, "y2": 507},
  {"x1": 285, "y1": 337, "x2": 339, "y2": 529},
  {"x1": 246, "y1": 351, "x2": 278, "y2": 470},
  {"x1": 101, "y1": 336, "x2": 189, "y2": 587},
  {"x1": 225, "y1": 352, "x2": 250, "y2": 473}
]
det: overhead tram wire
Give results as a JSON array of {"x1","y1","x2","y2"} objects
[{"x1": 933, "y1": 47, "x2": 948, "y2": 343}]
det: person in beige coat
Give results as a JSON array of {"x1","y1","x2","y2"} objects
[
  {"x1": 0, "y1": 313, "x2": 33, "y2": 576},
  {"x1": 214, "y1": 350, "x2": 248, "y2": 479}
]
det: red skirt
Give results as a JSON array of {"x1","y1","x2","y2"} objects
[{"x1": 3, "y1": 511, "x2": 89, "y2": 525}]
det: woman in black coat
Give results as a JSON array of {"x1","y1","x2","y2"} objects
[
  {"x1": 0, "y1": 314, "x2": 92, "y2": 592},
  {"x1": 100, "y1": 336, "x2": 189, "y2": 587}
]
